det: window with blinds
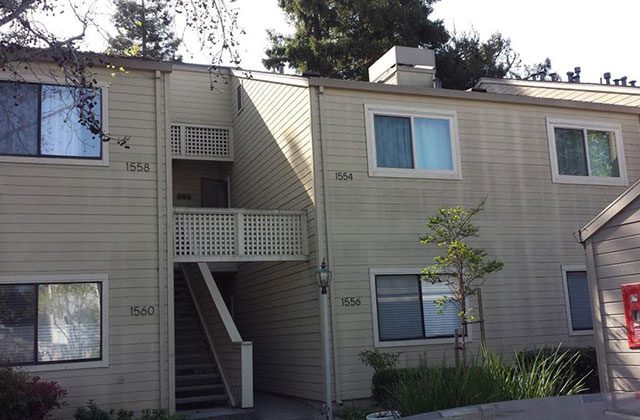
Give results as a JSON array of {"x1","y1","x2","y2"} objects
[
  {"x1": 564, "y1": 270, "x2": 593, "y2": 332},
  {"x1": 375, "y1": 274, "x2": 461, "y2": 342},
  {"x1": 0, "y1": 282, "x2": 102, "y2": 365}
]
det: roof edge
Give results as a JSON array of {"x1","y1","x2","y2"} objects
[
  {"x1": 577, "y1": 177, "x2": 640, "y2": 243},
  {"x1": 308, "y1": 77, "x2": 640, "y2": 115},
  {"x1": 476, "y1": 77, "x2": 640, "y2": 96}
]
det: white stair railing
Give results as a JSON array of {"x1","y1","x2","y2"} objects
[{"x1": 181, "y1": 263, "x2": 253, "y2": 408}]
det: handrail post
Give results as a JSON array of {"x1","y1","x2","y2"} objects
[{"x1": 236, "y1": 211, "x2": 245, "y2": 257}]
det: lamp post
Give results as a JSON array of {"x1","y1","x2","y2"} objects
[{"x1": 316, "y1": 259, "x2": 333, "y2": 419}]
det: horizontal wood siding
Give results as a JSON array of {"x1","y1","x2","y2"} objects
[
  {"x1": 0, "y1": 67, "x2": 167, "y2": 416},
  {"x1": 170, "y1": 70, "x2": 232, "y2": 126},
  {"x1": 317, "y1": 87, "x2": 640, "y2": 399},
  {"x1": 592, "y1": 199, "x2": 640, "y2": 392},
  {"x1": 228, "y1": 77, "x2": 322, "y2": 400}
]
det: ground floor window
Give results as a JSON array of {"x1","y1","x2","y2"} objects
[
  {"x1": 0, "y1": 274, "x2": 108, "y2": 366},
  {"x1": 561, "y1": 266, "x2": 593, "y2": 335},
  {"x1": 371, "y1": 269, "x2": 461, "y2": 346}
]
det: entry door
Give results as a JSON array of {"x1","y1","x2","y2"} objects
[{"x1": 201, "y1": 178, "x2": 229, "y2": 208}]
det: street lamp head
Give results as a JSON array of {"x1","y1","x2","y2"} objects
[{"x1": 316, "y1": 259, "x2": 332, "y2": 293}]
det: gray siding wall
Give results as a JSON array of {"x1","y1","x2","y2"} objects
[
  {"x1": 228, "y1": 76, "x2": 323, "y2": 399},
  {"x1": 591, "y1": 199, "x2": 640, "y2": 391},
  {"x1": 314, "y1": 87, "x2": 640, "y2": 399},
  {"x1": 170, "y1": 69, "x2": 232, "y2": 126},
  {"x1": 0, "y1": 67, "x2": 169, "y2": 416}
]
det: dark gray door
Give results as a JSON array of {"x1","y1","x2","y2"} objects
[{"x1": 201, "y1": 178, "x2": 228, "y2": 208}]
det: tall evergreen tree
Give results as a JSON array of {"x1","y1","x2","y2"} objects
[
  {"x1": 264, "y1": 0, "x2": 449, "y2": 80},
  {"x1": 265, "y1": 0, "x2": 550, "y2": 90},
  {"x1": 108, "y1": 0, "x2": 182, "y2": 61}
]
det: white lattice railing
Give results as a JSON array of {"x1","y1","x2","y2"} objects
[
  {"x1": 170, "y1": 123, "x2": 233, "y2": 161},
  {"x1": 174, "y1": 208, "x2": 308, "y2": 262}
]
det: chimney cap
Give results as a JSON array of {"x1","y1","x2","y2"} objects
[{"x1": 368, "y1": 46, "x2": 436, "y2": 83}]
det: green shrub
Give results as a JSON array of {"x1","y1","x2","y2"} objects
[
  {"x1": 74, "y1": 401, "x2": 187, "y2": 420},
  {"x1": 0, "y1": 365, "x2": 67, "y2": 420},
  {"x1": 359, "y1": 349, "x2": 399, "y2": 373}
]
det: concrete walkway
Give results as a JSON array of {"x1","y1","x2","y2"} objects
[
  {"x1": 405, "y1": 393, "x2": 640, "y2": 420},
  {"x1": 253, "y1": 391, "x2": 326, "y2": 420}
]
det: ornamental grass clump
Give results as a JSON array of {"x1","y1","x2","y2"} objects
[{"x1": 373, "y1": 346, "x2": 589, "y2": 417}]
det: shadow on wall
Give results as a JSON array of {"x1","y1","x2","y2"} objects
[{"x1": 224, "y1": 77, "x2": 324, "y2": 401}]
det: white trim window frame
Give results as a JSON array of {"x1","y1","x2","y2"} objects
[
  {"x1": 364, "y1": 104, "x2": 462, "y2": 180},
  {"x1": 0, "y1": 77, "x2": 110, "y2": 167},
  {"x1": 369, "y1": 267, "x2": 470, "y2": 348},
  {"x1": 546, "y1": 118, "x2": 627, "y2": 186},
  {"x1": 0, "y1": 273, "x2": 109, "y2": 371},
  {"x1": 561, "y1": 265, "x2": 594, "y2": 336}
]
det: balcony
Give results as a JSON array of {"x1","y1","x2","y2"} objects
[
  {"x1": 173, "y1": 208, "x2": 309, "y2": 262},
  {"x1": 170, "y1": 123, "x2": 233, "y2": 161}
]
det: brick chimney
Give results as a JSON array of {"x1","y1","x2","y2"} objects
[{"x1": 368, "y1": 46, "x2": 437, "y2": 88}]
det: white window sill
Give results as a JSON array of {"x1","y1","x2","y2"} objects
[
  {"x1": 0, "y1": 155, "x2": 109, "y2": 167},
  {"x1": 552, "y1": 175, "x2": 627, "y2": 187},
  {"x1": 369, "y1": 168, "x2": 462, "y2": 180},
  {"x1": 19, "y1": 359, "x2": 109, "y2": 372},
  {"x1": 376, "y1": 336, "x2": 471, "y2": 348},
  {"x1": 568, "y1": 329, "x2": 594, "y2": 337}
]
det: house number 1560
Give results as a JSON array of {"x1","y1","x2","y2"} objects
[{"x1": 130, "y1": 305, "x2": 156, "y2": 316}]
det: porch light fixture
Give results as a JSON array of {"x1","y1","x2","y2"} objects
[{"x1": 316, "y1": 259, "x2": 333, "y2": 294}]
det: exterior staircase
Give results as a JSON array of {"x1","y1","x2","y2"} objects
[{"x1": 174, "y1": 267, "x2": 229, "y2": 411}]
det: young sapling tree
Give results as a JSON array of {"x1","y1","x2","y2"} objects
[{"x1": 420, "y1": 200, "x2": 503, "y2": 362}]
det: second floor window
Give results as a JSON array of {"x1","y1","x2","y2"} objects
[
  {"x1": 547, "y1": 118, "x2": 626, "y2": 185},
  {"x1": 365, "y1": 105, "x2": 461, "y2": 179},
  {"x1": 0, "y1": 81, "x2": 102, "y2": 159}
]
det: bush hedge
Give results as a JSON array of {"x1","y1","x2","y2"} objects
[{"x1": 0, "y1": 365, "x2": 67, "y2": 420}]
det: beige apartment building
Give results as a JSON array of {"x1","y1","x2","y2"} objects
[{"x1": 1, "y1": 47, "x2": 639, "y2": 417}]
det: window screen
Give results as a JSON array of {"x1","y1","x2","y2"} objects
[
  {"x1": 565, "y1": 271, "x2": 593, "y2": 331},
  {"x1": 553, "y1": 126, "x2": 620, "y2": 179},
  {"x1": 0, "y1": 81, "x2": 102, "y2": 159},
  {"x1": 0, "y1": 282, "x2": 102, "y2": 365},
  {"x1": 375, "y1": 274, "x2": 461, "y2": 342},
  {"x1": 372, "y1": 112, "x2": 456, "y2": 174}
]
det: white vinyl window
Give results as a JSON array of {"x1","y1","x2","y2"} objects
[
  {"x1": 0, "y1": 273, "x2": 109, "y2": 370},
  {"x1": 370, "y1": 268, "x2": 463, "y2": 347},
  {"x1": 365, "y1": 105, "x2": 462, "y2": 179},
  {"x1": 547, "y1": 118, "x2": 626, "y2": 186},
  {"x1": 0, "y1": 80, "x2": 108, "y2": 166},
  {"x1": 561, "y1": 266, "x2": 593, "y2": 336}
]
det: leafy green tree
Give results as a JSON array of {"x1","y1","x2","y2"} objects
[
  {"x1": 108, "y1": 0, "x2": 182, "y2": 61},
  {"x1": 420, "y1": 201, "x2": 503, "y2": 361},
  {"x1": 264, "y1": 0, "x2": 449, "y2": 80}
]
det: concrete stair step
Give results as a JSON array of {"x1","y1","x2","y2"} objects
[
  {"x1": 176, "y1": 383, "x2": 225, "y2": 393},
  {"x1": 176, "y1": 394, "x2": 227, "y2": 405}
]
